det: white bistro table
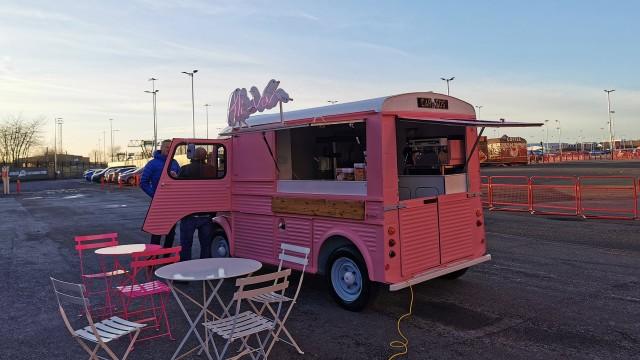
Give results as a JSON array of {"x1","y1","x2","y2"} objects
[{"x1": 155, "y1": 258, "x2": 262, "y2": 360}]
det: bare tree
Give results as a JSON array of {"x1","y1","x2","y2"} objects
[{"x1": 0, "y1": 115, "x2": 45, "y2": 165}]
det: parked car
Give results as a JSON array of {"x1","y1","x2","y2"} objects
[
  {"x1": 91, "y1": 166, "x2": 133, "y2": 183},
  {"x1": 118, "y1": 167, "x2": 143, "y2": 185},
  {"x1": 107, "y1": 167, "x2": 135, "y2": 183},
  {"x1": 84, "y1": 169, "x2": 101, "y2": 181}
]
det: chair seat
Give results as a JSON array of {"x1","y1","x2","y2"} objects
[
  {"x1": 203, "y1": 311, "x2": 274, "y2": 340},
  {"x1": 248, "y1": 291, "x2": 292, "y2": 304},
  {"x1": 116, "y1": 280, "x2": 170, "y2": 298},
  {"x1": 74, "y1": 316, "x2": 145, "y2": 343},
  {"x1": 82, "y1": 269, "x2": 128, "y2": 279}
]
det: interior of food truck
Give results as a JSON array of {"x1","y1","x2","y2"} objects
[
  {"x1": 275, "y1": 122, "x2": 366, "y2": 191},
  {"x1": 396, "y1": 119, "x2": 468, "y2": 200},
  {"x1": 275, "y1": 121, "x2": 366, "y2": 194}
]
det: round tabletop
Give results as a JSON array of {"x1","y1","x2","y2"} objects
[
  {"x1": 155, "y1": 258, "x2": 262, "y2": 281},
  {"x1": 95, "y1": 244, "x2": 162, "y2": 255}
]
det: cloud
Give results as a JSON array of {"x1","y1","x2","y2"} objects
[
  {"x1": 0, "y1": 6, "x2": 74, "y2": 22},
  {"x1": 349, "y1": 41, "x2": 411, "y2": 57}
]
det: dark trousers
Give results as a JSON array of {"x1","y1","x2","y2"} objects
[
  {"x1": 179, "y1": 216, "x2": 213, "y2": 261},
  {"x1": 150, "y1": 224, "x2": 177, "y2": 248}
]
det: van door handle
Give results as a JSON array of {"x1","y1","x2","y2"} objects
[{"x1": 423, "y1": 198, "x2": 437, "y2": 204}]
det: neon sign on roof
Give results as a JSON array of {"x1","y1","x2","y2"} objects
[{"x1": 227, "y1": 79, "x2": 293, "y2": 128}]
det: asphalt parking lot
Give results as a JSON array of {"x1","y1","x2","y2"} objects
[{"x1": 1, "y1": 169, "x2": 639, "y2": 359}]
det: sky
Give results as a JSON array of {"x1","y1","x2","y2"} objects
[{"x1": 1, "y1": 0, "x2": 639, "y2": 157}]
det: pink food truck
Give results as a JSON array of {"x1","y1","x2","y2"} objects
[{"x1": 143, "y1": 91, "x2": 539, "y2": 311}]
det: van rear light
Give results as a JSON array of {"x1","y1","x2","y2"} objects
[
  {"x1": 388, "y1": 239, "x2": 396, "y2": 247},
  {"x1": 387, "y1": 226, "x2": 396, "y2": 235},
  {"x1": 389, "y1": 250, "x2": 396, "y2": 258},
  {"x1": 476, "y1": 209, "x2": 483, "y2": 217},
  {"x1": 476, "y1": 220, "x2": 483, "y2": 226}
]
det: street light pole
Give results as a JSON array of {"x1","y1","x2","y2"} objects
[
  {"x1": 182, "y1": 70, "x2": 198, "y2": 138},
  {"x1": 57, "y1": 118, "x2": 64, "y2": 155},
  {"x1": 440, "y1": 76, "x2": 455, "y2": 96},
  {"x1": 475, "y1": 105, "x2": 483, "y2": 119},
  {"x1": 148, "y1": 77, "x2": 158, "y2": 150},
  {"x1": 543, "y1": 120, "x2": 550, "y2": 154},
  {"x1": 54, "y1": 117, "x2": 62, "y2": 178},
  {"x1": 555, "y1": 120, "x2": 562, "y2": 157},
  {"x1": 604, "y1": 89, "x2": 615, "y2": 159},
  {"x1": 204, "y1": 104, "x2": 212, "y2": 139},
  {"x1": 109, "y1": 118, "x2": 114, "y2": 162}
]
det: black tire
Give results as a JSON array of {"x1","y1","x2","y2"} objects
[
  {"x1": 326, "y1": 246, "x2": 373, "y2": 312},
  {"x1": 211, "y1": 229, "x2": 230, "y2": 258},
  {"x1": 441, "y1": 268, "x2": 468, "y2": 280}
]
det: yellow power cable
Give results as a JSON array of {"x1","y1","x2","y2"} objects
[{"x1": 388, "y1": 283, "x2": 414, "y2": 360}]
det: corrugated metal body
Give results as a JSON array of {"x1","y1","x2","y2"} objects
[
  {"x1": 399, "y1": 203, "x2": 440, "y2": 277},
  {"x1": 365, "y1": 201, "x2": 385, "y2": 223},
  {"x1": 233, "y1": 194, "x2": 273, "y2": 215},
  {"x1": 313, "y1": 219, "x2": 379, "y2": 253},
  {"x1": 233, "y1": 181, "x2": 275, "y2": 195},
  {"x1": 438, "y1": 196, "x2": 474, "y2": 263},
  {"x1": 232, "y1": 213, "x2": 274, "y2": 263},
  {"x1": 275, "y1": 217, "x2": 313, "y2": 270},
  {"x1": 144, "y1": 180, "x2": 231, "y2": 235}
]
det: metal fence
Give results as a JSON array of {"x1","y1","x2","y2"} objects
[
  {"x1": 528, "y1": 151, "x2": 640, "y2": 164},
  {"x1": 481, "y1": 175, "x2": 640, "y2": 220},
  {"x1": 0, "y1": 161, "x2": 106, "y2": 180}
]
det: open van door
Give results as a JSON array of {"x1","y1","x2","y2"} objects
[{"x1": 143, "y1": 138, "x2": 232, "y2": 235}]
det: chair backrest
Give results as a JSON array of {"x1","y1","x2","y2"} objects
[
  {"x1": 129, "y1": 246, "x2": 181, "y2": 280},
  {"x1": 50, "y1": 277, "x2": 95, "y2": 336},
  {"x1": 277, "y1": 243, "x2": 310, "y2": 302},
  {"x1": 74, "y1": 233, "x2": 119, "y2": 252},
  {"x1": 234, "y1": 268, "x2": 292, "y2": 302},
  {"x1": 277, "y1": 243, "x2": 310, "y2": 272},
  {"x1": 74, "y1": 233, "x2": 119, "y2": 276}
]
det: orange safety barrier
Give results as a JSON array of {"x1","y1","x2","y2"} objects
[
  {"x1": 488, "y1": 176, "x2": 530, "y2": 212},
  {"x1": 530, "y1": 176, "x2": 578, "y2": 216},
  {"x1": 482, "y1": 175, "x2": 640, "y2": 220},
  {"x1": 579, "y1": 176, "x2": 638, "y2": 220}
]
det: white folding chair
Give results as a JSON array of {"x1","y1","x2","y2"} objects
[
  {"x1": 203, "y1": 269, "x2": 292, "y2": 360},
  {"x1": 248, "y1": 243, "x2": 310, "y2": 356},
  {"x1": 50, "y1": 277, "x2": 146, "y2": 360}
]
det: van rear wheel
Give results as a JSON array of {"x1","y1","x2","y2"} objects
[{"x1": 326, "y1": 246, "x2": 372, "y2": 312}]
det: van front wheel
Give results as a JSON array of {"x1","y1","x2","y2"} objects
[
  {"x1": 326, "y1": 246, "x2": 372, "y2": 312},
  {"x1": 211, "y1": 229, "x2": 230, "y2": 258}
]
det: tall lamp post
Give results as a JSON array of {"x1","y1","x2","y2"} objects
[
  {"x1": 604, "y1": 89, "x2": 615, "y2": 159},
  {"x1": 102, "y1": 130, "x2": 106, "y2": 163},
  {"x1": 440, "y1": 76, "x2": 455, "y2": 95},
  {"x1": 204, "y1": 104, "x2": 211, "y2": 139},
  {"x1": 182, "y1": 70, "x2": 198, "y2": 138},
  {"x1": 555, "y1": 119, "x2": 562, "y2": 157},
  {"x1": 544, "y1": 120, "x2": 550, "y2": 154},
  {"x1": 54, "y1": 117, "x2": 63, "y2": 178},
  {"x1": 148, "y1": 77, "x2": 158, "y2": 150},
  {"x1": 475, "y1": 105, "x2": 483, "y2": 119}
]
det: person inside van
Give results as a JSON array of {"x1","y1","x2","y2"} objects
[{"x1": 177, "y1": 147, "x2": 214, "y2": 260}]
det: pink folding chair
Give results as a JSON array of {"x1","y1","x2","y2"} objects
[
  {"x1": 74, "y1": 232, "x2": 126, "y2": 317},
  {"x1": 115, "y1": 246, "x2": 180, "y2": 342}
]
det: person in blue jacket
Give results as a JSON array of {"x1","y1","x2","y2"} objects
[{"x1": 140, "y1": 139, "x2": 180, "y2": 247}]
